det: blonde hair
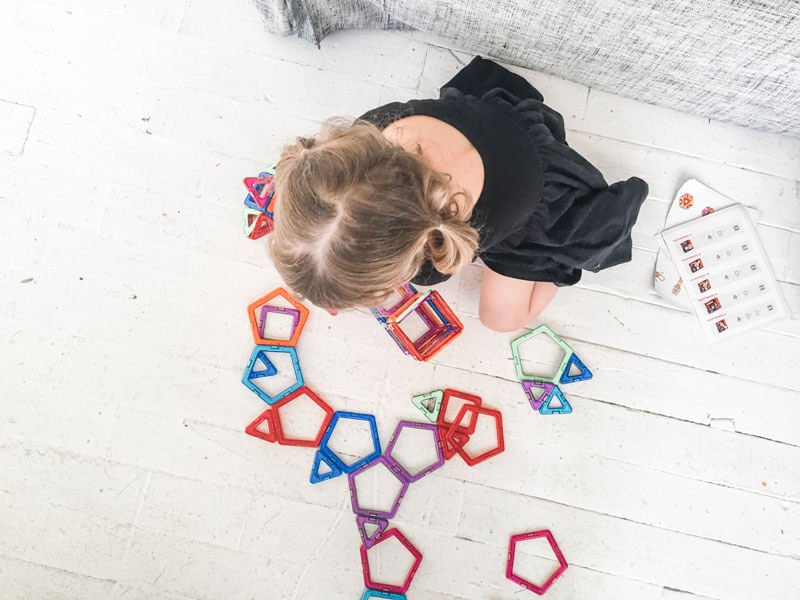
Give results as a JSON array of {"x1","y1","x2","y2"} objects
[{"x1": 269, "y1": 118, "x2": 479, "y2": 310}]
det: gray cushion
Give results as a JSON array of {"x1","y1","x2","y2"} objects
[{"x1": 252, "y1": 0, "x2": 800, "y2": 137}]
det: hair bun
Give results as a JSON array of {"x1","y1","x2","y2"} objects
[{"x1": 298, "y1": 136, "x2": 316, "y2": 150}]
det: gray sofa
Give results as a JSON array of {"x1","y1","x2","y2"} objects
[{"x1": 252, "y1": 0, "x2": 800, "y2": 137}]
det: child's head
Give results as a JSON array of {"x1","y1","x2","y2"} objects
[{"x1": 270, "y1": 118, "x2": 479, "y2": 310}]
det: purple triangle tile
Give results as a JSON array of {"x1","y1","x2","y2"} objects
[
  {"x1": 356, "y1": 515, "x2": 389, "y2": 548},
  {"x1": 521, "y1": 380, "x2": 555, "y2": 410}
]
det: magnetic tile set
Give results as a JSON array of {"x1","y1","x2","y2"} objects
[
  {"x1": 511, "y1": 325, "x2": 593, "y2": 415},
  {"x1": 240, "y1": 286, "x2": 568, "y2": 596},
  {"x1": 370, "y1": 283, "x2": 464, "y2": 361},
  {"x1": 242, "y1": 168, "x2": 276, "y2": 240},
  {"x1": 241, "y1": 171, "x2": 464, "y2": 360},
  {"x1": 240, "y1": 174, "x2": 573, "y2": 596}
]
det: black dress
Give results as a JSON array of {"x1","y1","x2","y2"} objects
[{"x1": 359, "y1": 56, "x2": 648, "y2": 286}]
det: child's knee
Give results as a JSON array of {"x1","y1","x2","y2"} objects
[{"x1": 479, "y1": 306, "x2": 527, "y2": 333}]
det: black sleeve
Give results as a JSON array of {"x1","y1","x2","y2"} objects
[
  {"x1": 440, "y1": 56, "x2": 544, "y2": 103},
  {"x1": 481, "y1": 251, "x2": 583, "y2": 287},
  {"x1": 358, "y1": 101, "x2": 414, "y2": 129},
  {"x1": 411, "y1": 260, "x2": 452, "y2": 286}
]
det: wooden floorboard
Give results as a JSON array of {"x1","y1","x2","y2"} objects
[{"x1": 1, "y1": 0, "x2": 798, "y2": 598}]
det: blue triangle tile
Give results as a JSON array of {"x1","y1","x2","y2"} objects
[
  {"x1": 539, "y1": 386, "x2": 573, "y2": 415},
  {"x1": 559, "y1": 352, "x2": 592, "y2": 384},
  {"x1": 248, "y1": 350, "x2": 278, "y2": 379},
  {"x1": 310, "y1": 450, "x2": 342, "y2": 484}
]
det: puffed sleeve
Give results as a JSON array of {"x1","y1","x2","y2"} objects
[
  {"x1": 440, "y1": 56, "x2": 544, "y2": 103},
  {"x1": 411, "y1": 260, "x2": 452, "y2": 286},
  {"x1": 481, "y1": 248, "x2": 583, "y2": 286},
  {"x1": 358, "y1": 101, "x2": 411, "y2": 128}
]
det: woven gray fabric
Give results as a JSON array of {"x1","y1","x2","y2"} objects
[
  {"x1": 251, "y1": 0, "x2": 410, "y2": 42},
  {"x1": 252, "y1": 0, "x2": 800, "y2": 137}
]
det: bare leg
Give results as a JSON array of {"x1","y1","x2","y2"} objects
[
  {"x1": 527, "y1": 281, "x2": 559, "y2": 321},
  {"x1": 479, "y1": 267, "x2": 559, "y2": 332}
]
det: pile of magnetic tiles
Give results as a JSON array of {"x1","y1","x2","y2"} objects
[
  {"x1": 510, "y1": 325, "x2": 593, "y2": 415},
  {"x1": 240, "y1": 168, "x2": 464, "y2": 362},
  {"x1": 239, "y1": 172, "x2": 572, "y2": 597},
  {"x1": 239, "y1": 286, "x2": 569, "y2": 597}
]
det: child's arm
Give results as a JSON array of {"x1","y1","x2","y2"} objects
[{"x1": 478, "y1": 267, "x2": 558, "y2": 332}]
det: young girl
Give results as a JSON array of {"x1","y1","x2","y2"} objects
[{"x1": 270, "y1": 56, "x2": 648, "y2": 332}]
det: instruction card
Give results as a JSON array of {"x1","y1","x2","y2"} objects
[{"x1": 661, "y1": 204, "x2": 787, "y2": 342}]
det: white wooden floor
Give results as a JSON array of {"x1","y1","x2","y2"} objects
[{"x1": 1, "y1": 0, "x2": 799, "y2": 599}]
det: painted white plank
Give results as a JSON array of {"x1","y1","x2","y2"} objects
[
  {"x1": 178, "y1": 0, "x2": 285, "y2": 52},
  {"x1": 457, "y1": 483, "x2": 800, "y2": 600},
  {"x1": 0, "y1": 491, "x2": 131, "y2": 581},
  {"x1": 578, "y1": 246, "x2": 800, "y2": 337},
  {"x1": 179, "y1": 0, "x2": 428, "y2": 89},
  {"x1": 435, "y1": 435, "x2": 800, "y2": 557},
  {"x1": 435, "y1": 282, "x2": 800, "y2": 391},
  {"x1": 567, "y1": 132, "x2": 800, "y2": 232},
  {"x1": 1, "y1": 214, "x2": 191, "y2": 342},
  {"x1": 230, "y1": 480, "x2": 695, "y2": 600},
  {"x1": 26, "y1": 0, "x2": 185, "y2": 33},
  {"x1": 0, "y1": 555, "x2": 136, "y2": 600},
  {"x1": 228, "y1": 30, "x2": 429, "y2": 91},
  {"x1": 0, "y1": 5, "x2": 215, "y2": 105},
  {"x1": 7, "y1": 4, "x2": 151, "y2": 81},
  {"x1": 0, "y1": 59, "x2": 158, "y2": 134},
  {"x1": 106, "y1": 406, "x2": 348, "y2": 511},
  {"x1": 147, "y1": 89, "x2": 321, "y2": 160},
  {"x1": 88, "y1": 338, "x2": 800, "y2": 559},
  {"x1": 204, "y1": 48, "x2": 405, "y2": 122},
  {"x1": 0, "y1": 157, "x2": 111, "y2": 233},
  {"x1": 0, "y1": 99, "x2": 35, "y2": 156},
  {"x1": 4, "y1": 4, "x2": 800, "y2": 599},
  {"x1": 297, "y1": 522, "x2": 669, "y2": 600},
  {"x1": 120, "y1": 527, "x2": 305, "y2": 600},
  {"x1": 284, "y1": 279, "x2": 800, "y2": 443},
  {"x1": 122, "y1": 363, "x2": 260, "y2": 432},
  {"x1": 787, "y1": 231, "x2": 800, "y2": 285},
  {"x1": 581, "y1": 88, "x2": 800, "y2": 181},
  {"x1": 0, "y1": 443, "x2": 148, "y2": 523},
  {"x1": 132, "y1": 484, "x2": 684, "y2": 600},
  {"x1": 377, "y1": 365, "x2": 800, "y2": 501},
  {"x1": 194, "y1": 151, "x2": 274, "y2": 208},
  {"x1": 137, "y1": 472, "x2": 253, "y2": 549},
  {"x1": 9, "y1": 380, "x2": 788, "y2": 600},
  {"x1": 100, "y1": 187, "x2": 258, "y2": 265},
  {"x1": 22, "y1": 109, "x2": 211, "y2": 193},
  {"x1": 299, "y1": 309, "x2": 800, "y2": 447},
  {"x1": 622, "y1": 199, "x2": 798, "y2": 287},
  {"x1": 0, "y1": 381, "x2": 118, "y2": 459},
  {"x1": 313, "y1": 268, "x2": 797, "y2": 393}
]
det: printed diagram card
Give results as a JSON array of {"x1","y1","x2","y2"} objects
[
  {"x1": 661, "y1": 204, "x2": 787, "y2": 342},
  {"x1": 653, "y1": 179, "x2": 758, "y2": 310}
]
